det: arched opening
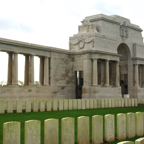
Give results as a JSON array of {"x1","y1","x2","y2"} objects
[{"x1": 117, "y1": 43, "x2": 131, "y2": 97}]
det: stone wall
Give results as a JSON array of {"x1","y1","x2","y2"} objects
[
  {"x1": 0, "y1": 38, "x2": 75, "y2": 100},
  {"x1": 0, "y1": 14, "x2": 144, "y2": 101}
]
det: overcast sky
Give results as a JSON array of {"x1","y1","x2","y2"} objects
[{"x1": 0, "y1": 0, "x2": 144, "y2": 83}]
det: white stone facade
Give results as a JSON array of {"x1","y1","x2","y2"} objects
[{"x1": 0, "y1": 14, "x2": 144, "y2": 102}]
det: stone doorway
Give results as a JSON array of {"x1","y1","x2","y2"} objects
[
  {"x1": 117, "y1": 43, "x2": 130, "y2": 97},
  {"x1": 75, "y1": 71, "x2": 83, "y2": 99}
]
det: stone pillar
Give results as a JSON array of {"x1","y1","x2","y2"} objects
[
  {"x1": 39, "y1": 57, "x2": 44, "y2": 85},
  {"x1": 139, "y1": 65, "x2": 142, "y2": 87},
  {"x1": 105, "y1": 60, "x2": 109, "y2": 86},
  {"x1": 101, "y1": 61, "x2": 105, "y2": 86},
  {"x1": 24, "y1": 55, "x2": 29, "y2": 85},
  {"x1": 116, "y1": 61, "x2": 120, "y2": 87},
  {"x1": 12, "y1": 53, "x2": 18, "y2": 85},
  {"x1": 29, "y1": 55, "x2": 34, "y2": 85},
  {"x1": 135, "y1": 64, "x2": 139, "y2": 87},
  {"x1": 83, "y1": 57, "x2": 92, "y2": 86},
  {"x1": 93, "y1": 58, "x2": 98, "y2": 86},
  {"x1": 143, "y1": 65, "x2": 144, "y2": 87},
  {"x1": 7, "y1": 52, "x2": 12, "y2": 85},
  {"x1": 44, "y1": 57, "x2": 49, "y2": 85},
  {"x1": 83, "y1": 56, "x2": 92, "y2": 98}
]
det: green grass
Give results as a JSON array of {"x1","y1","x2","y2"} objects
[{"x1": 0, "y1": 105, "x2": 144, "y2": 144}]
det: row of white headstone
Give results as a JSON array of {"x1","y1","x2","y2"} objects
[
  {"x1": 117, "y1": 137, "x2": 144, "y2": 144},
  {"x1": 3, "y1": 111, "x2": 144, "y2": 144},
  {"x1": 0, "y1": 98, "x2": 138, "y2": 114}
]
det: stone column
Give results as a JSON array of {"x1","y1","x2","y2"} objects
[
  {"x1": 105, "y1": 60, "x2": 109, "y2": 86},
  {"x1": 115, "y1": 61, "x2": 120, "y2": 87},
  {"x1": 83, "y1": 57, "x2": 92, "y2": 86},
  {"x1": 143, "y1": 65, "x2": 144, "y2": 87},
  {"x1": 44, "y1": 57, "x2": 49, "y2": 85},
  {"x1": 135, "y1": 64, "x2": 139, "y2": 87},
  {"x1": 83, "y1": 56, "x2": 92, "y2": 98},
  {"x1": 93, "y1": 58, "x2": 98, "y2": 86},
  {"x1": 24, "y1": 55, "x2": 29, "y2": 85},
  {"x1": 29, "y1": 55, "x2": 34, "y2": 85},
  {"x1": 12, "y1": 53, "x2": 18, "y2": 85},
  {"x1": 39, "y1": 57, "x2": 44, "y2": 85},
  {"x1": 139, "y1": 65, "x2": 142, "y2": 87},
  {"x1": 7, "y1": 52, "x2": 13, "y2": 85},
  {"x1": 101, "y1": 61, "x2": 105, "y2": 86}
]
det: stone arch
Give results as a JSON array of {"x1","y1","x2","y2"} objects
[{"x1": 117, "y1": 43, "x2": 133, "y2": 97}]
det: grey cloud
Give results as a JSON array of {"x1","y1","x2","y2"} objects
[{"x1": 0, "y1": 17, "x2": 34, "y2": 33}]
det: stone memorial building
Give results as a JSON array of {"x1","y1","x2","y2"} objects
[{"x1": 0, "y1": 14, "x2": 144, "y2": 102}]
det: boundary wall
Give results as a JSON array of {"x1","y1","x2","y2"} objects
[
  {"x1": 3, "y1": 111, "x2": 144, "y2": 144},
  {"x1": 0, "y1": 98, "x2": 138, "y2": 114}
]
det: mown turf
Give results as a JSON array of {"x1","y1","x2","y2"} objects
[{"x1": 0, "y1": 105, "x2": 144, "y2": 144}]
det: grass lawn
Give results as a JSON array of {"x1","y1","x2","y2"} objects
[{"x1": 0, "y1": 105, "x2": 144, "y2": 144}]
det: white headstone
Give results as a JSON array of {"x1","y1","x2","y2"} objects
[
  {"x1": 105, "y1": 114, "x2": 115, "y2": 142},
  {"x1": 92, "y1": 115, "x2": 103, "y2": 144},
  {"x1": 68, "y1": 99, "x2": 73, "y2": 110},
  {"x1": 73, "y1": 99, "x2": 77, "y2": 110},
  {"x1": 16, "y1": 100, "x2": 22, "y2": 113},
  {"x1": 81, "y1": 99, "x2": 85, "y2": 109},
  {"x1": 117, "y1": 113, "x2": 126, "y2": 140},
  {"x1": 93, "y1": 99, "x2": 97, "y2": 109},
  {"x1": 33, "y1": 100, "x2": 38, "y2": 112},
  {"x1": 78, "y1": 116, "x2": 89, "y2": 144},
  {"x1": 59, "y1": 99, "x2": 63, "y2": 111},
  {"x1": 62, "y1": 117, "x2": 74, "y2": 144},
  {"x1": 25, "y1": 120, "x2": 40, "y2": 144},
  {"x1": 89, "y1": 99, "x2": 94, "y2": 109},
  {"x1": 40, "y1": 100, "x2": 45, "y2": 112},
  {"x1": 97, "y1": 99, "x2": 101, "y2": 108},
  {"x1": 111, "y1": 99, "x2": 115, "y2": 108},
  {"x1": 0, "y1": 100, "x2": 5, "y2": 113},
  {"x1": 25, "y1": 100, "x2": 31, "y2": 113},
  {"x1": 44, "y1": 119, "x2": 58, "y2": 144},
  {"x1": 64, "y1": 99, "x2": 68, "y2": 110},
  {"x1": 135, "y1": 137, "x2": 144, "y2": 144},
  {"x1": 135, "y1": 112, "x2": 143, "y2": 136},
  {"x1": 7, "y1": 100, "x2": 13, "y2": 113},
  {"x1": 46, "y1": 100, "x2": 51, "y2": 111},
  {"x1": 3, "y1": 122, "x2": 20, "y2": 144},
  {"x1": 53, "y1": 99, "x2": 57, "y2": 111},
  {"x1": 77, "y1": 99, "x2": 82, "y2": 110},
  {"x1": 85, "y1": 99, "x2": 89, "y2": 109},
  {"x1": 126, "y1": 113, "x2": 135, "y2": 138},
  {"x1": 101, "y1": 99, "x2": 104, "y2": 108}
]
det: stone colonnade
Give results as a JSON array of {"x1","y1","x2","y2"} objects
[
  {"x1": 92, "y1": 59, "x2": 119, "y2": 87},
  {"x1": 7, "y1": 53, "x2": 49, "y2": 86},
  {"x1": 134, "y1": 64, "x2": 144, "y2": 87}
]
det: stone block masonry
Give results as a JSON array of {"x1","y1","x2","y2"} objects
[{"x1": 0, "y1": 14, "x2": 144, "y2": 102}]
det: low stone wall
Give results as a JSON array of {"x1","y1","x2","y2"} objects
[
  {"x1": 0, "y1": 98, "x2": 138, "y2": 114},
  {"x1": 3, "y1": 111, "x2": 144, "y2": 144}
]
